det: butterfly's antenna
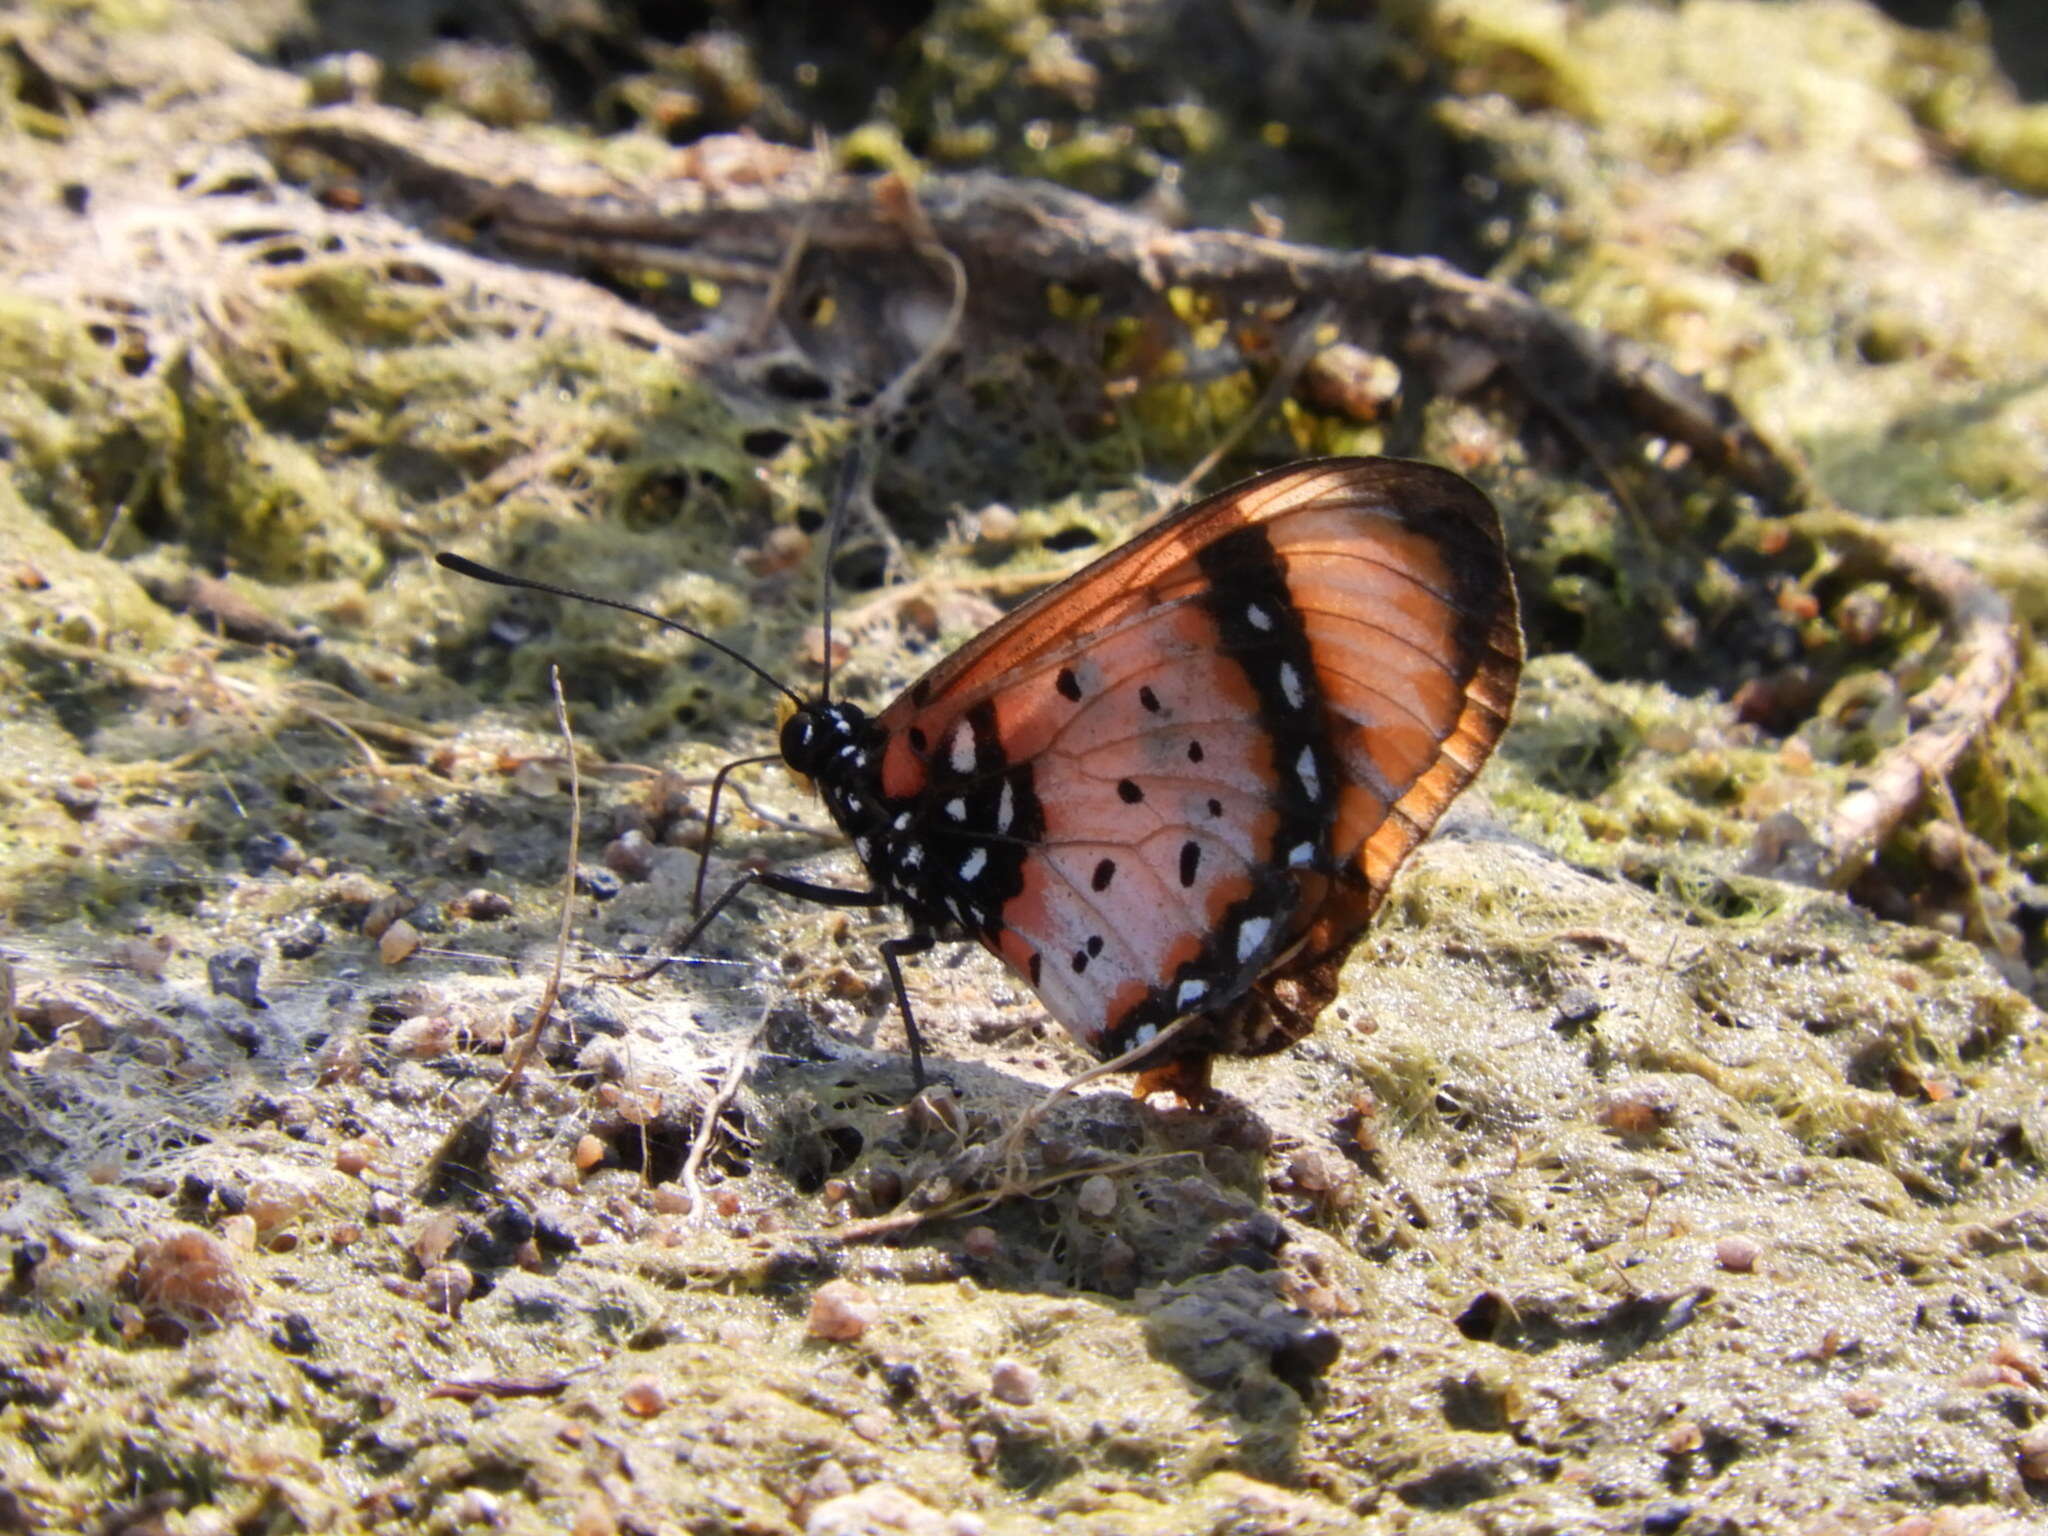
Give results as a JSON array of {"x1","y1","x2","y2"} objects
[
  {"x1": 435, "y1": 553, "x2": 804, "y2": 709},
  {"x1": 816, "y1": 443, "x2": 867, "y2": 703}
]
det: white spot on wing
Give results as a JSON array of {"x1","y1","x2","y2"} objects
[
  {"x1": 1236, "y1": 916, "x2": 1271, "y2": 962},
  {"x1": 1289, "y1": 841, "x2": 1315, "y2": 867},
  {"x1": 1132, "y1": 1023, "x2": 1158, "y2": 1046},
  {"x1": 959, "y1": 847, "x2": 987, "y2": 882},
  {"x1": 997, "y1": 780, "x2": 1014, "y2": 832},
  {"x1": 949, "y1": 721, "x2": 977, "y2": 774},
  {"x1": 1279, "y1": 662, "x2": 1305, "y2": 710},
  {"x1": 902, "y1": 844, "x2": 924, "y2": 869},
  {"x1": 1297, "y1": 745, "x2": 1321, "y2": 801},
  {"x1": 1177, "y1": 979, "x2": 1208, "y2": 1009},
  {"x1": 1246, "y1": 604, "x2": 1273, "y2": 632},
  {"x1": 946, "y1": 798, "x2": 967, "y2": 821}
]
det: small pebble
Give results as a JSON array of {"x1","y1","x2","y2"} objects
[
  {"x1": 2019, "y1": 1424, "x2": 2048, "y2": 1481},
  {"x1": 1991, "y1": 1338, "x2": 2045, "y2": 1386},
  {"x1": 245, "y1": 1177, "x2": 318, "y2": 1240},
  {"x1": 421, "y1": 1263, "x2": 474, "y2": 1318},
  {"x1": 973, "y1": 504, "x2": 1019, "y2": 545},
  {"x1": 573, "y1": 1134, "x2": 607, "y2": 1173},
  {"x1": 1554, "y1": 985, "x2": 1603, "y2": 1026},
  {"x1": 1842, "y1": 1386, "x2": 1883, "y2": 1417},
  {"x1": 389, "y1": 1014, "x2": 455, "y2": 1059},
  {"x1": 109, "y1": 935, "x2": 172, "y2": 978},
  {"x1": 1287, "y1": 1150, "x2": 1335, "y2": 1194},
  {"x1": 359, "y1": 891, "x2": 411, "y2": 940},
  {"x1": 1300, "y1": 342, "x2": 1401, "y2": 421},
  {"x1": 962, "y1": 1226, "x2": 1000, "y2": 1262},
  {"x1": 807, "y1": 1279, "x2": 879, "y2": 1342},
  {"x1": 446, "y1": 1489, "x2": 500, "y2": 1525},
  {"x1": 849, "y1": 1409, "x2": 891, "y2": 1442},
  {"x1": 276, "y1": 917, "x2": 327, "y2": 959},
  {"x1": 241, "y1": 830, "x2": 305, "y2": 876},
  {"x1": 1076, "y1": 1174, "x2": 1117, "y2": 1218},
  {"x1": 366, "y1": 1189, "x2": 404, "y2": 1225},
  {"x1": 805, "y1": 1485, "x2": 945, "y2": 1536},
  {"x1": 989, "y1": 1358, "x2": 1041, "y2": 1406},
  {"x1": 1715, "y1": 1235, "x2": 1762, "y2": 1273},
  {"x1": 603, "y1": 830, "x2": 656, "y2": 881},
  {"x1": 1658, "y1": 1421, "x2": 1704, "y2": 1456},
  {"x1": 620, "y1": 1376, "x2": 667, "y2": 1417},
  {"x1": 450, "y1": 888, "x2": 513, "y2": 921},
  {"x1": 207, "y1": 947, "x2": 267, "y2": 1009},
  {"x1": 1594, "y1": 1082, "x2": 1678, "y2": 1135},
  {"x1": 801, "y1": 1459, "x2": 855, "y2": 1507},
  {"x1": 512, "y1": 760, "x2": 559, "y2": 797},
  {"x1": 334, "y1": 1141, "x2": 373, "y2": 1178},
  {"x1": 411, "y1": 1212, "x2": 460, "y2": 1267},
  {"x1": 377, "y1": 919, "x2": 421, "y2": 966},
  {"x1": 569, "y1": 1491, "x2": 618, "y2": 1536},
  {"x1": 1099, "y1": 1233, "x2": 1137, "y2": 1292},
  {"x1": 651, "y1": 1183, "x2": 693, "y2": 1215}
]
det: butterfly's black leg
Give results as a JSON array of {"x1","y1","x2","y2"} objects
[
  {"x1": 635, "y1": 870, "x2": 887, "y2": 982},
  {"x1": 647, "y1": 869, "x2": 933, "y2": 1085},
  {"x1": 879, "y1": 931, "x2": 938, "y2": 1090}
]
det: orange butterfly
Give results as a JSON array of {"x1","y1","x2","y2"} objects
[
  {"x1": 775, "y1": 456, "x2": 1520, "y2": 1100},
  {"x1": 447, "y1": 456, "x2": 1521, "y2": 1102}
]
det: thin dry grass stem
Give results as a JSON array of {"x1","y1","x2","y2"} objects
[
  {"x1": 678, "y1": 1002, "x2": 772, "y2": 1224},
  {"x1": 809, "y1": 1148, "x2": 1192, "y2": 1247},
  {"x1": 1639, "y1": 925, "x2": 1693, "y2": 1039},
  {"x1": 1931, "y1": 778, "x2": 2008, "y2": 957},
  {"x1": 742, "y1": 129, "x2": 831, "y2": 349},
  {"x1": 842, "y1": 180, "x2": 970, "y2": 585},
  {"x1": 986, "y1": 1015, "x2": 1202, "y2": 1187},
  {"x1": 0, "y1": 957, "x2": 41, "y2": 1129},
  {"x1": 1168, "y1": 301, "x2": 1332, "y2": 510},
  {"x1": 496, "y1": 664, "x2": 581, "y2": 1093}
]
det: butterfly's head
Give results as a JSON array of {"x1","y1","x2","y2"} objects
[{"x1": 778, "y1": 699, "x2": 869, "y2": 784}]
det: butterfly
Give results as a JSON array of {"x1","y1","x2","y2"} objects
[{"x1": 443, "y1": 456, "x2": 1521, "y2": 1103}]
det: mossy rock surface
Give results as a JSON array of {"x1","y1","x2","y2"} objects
[{"x1": 1, "y1": 3, "x2": 2046, "y2": 1533}]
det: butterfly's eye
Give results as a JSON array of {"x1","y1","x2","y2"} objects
[{"x1": 779, "y1": 710, "x2": 822, "y2": 774}]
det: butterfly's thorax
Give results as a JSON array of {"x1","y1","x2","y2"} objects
[{"x1": 784, "y1": 700, "x2": 989, "y2": 938}]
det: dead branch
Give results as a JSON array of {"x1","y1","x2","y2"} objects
[
  {"x1": 267, "y1": 106, "x2": 1793, "y2": 498},
  {"x1": 1791, "y1": 511, "x2": 2020, "y2": 884}
]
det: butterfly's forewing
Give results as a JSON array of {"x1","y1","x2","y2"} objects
[{"x1": 870, "y1": 458, "x2": 1520, "y2": 1066}]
